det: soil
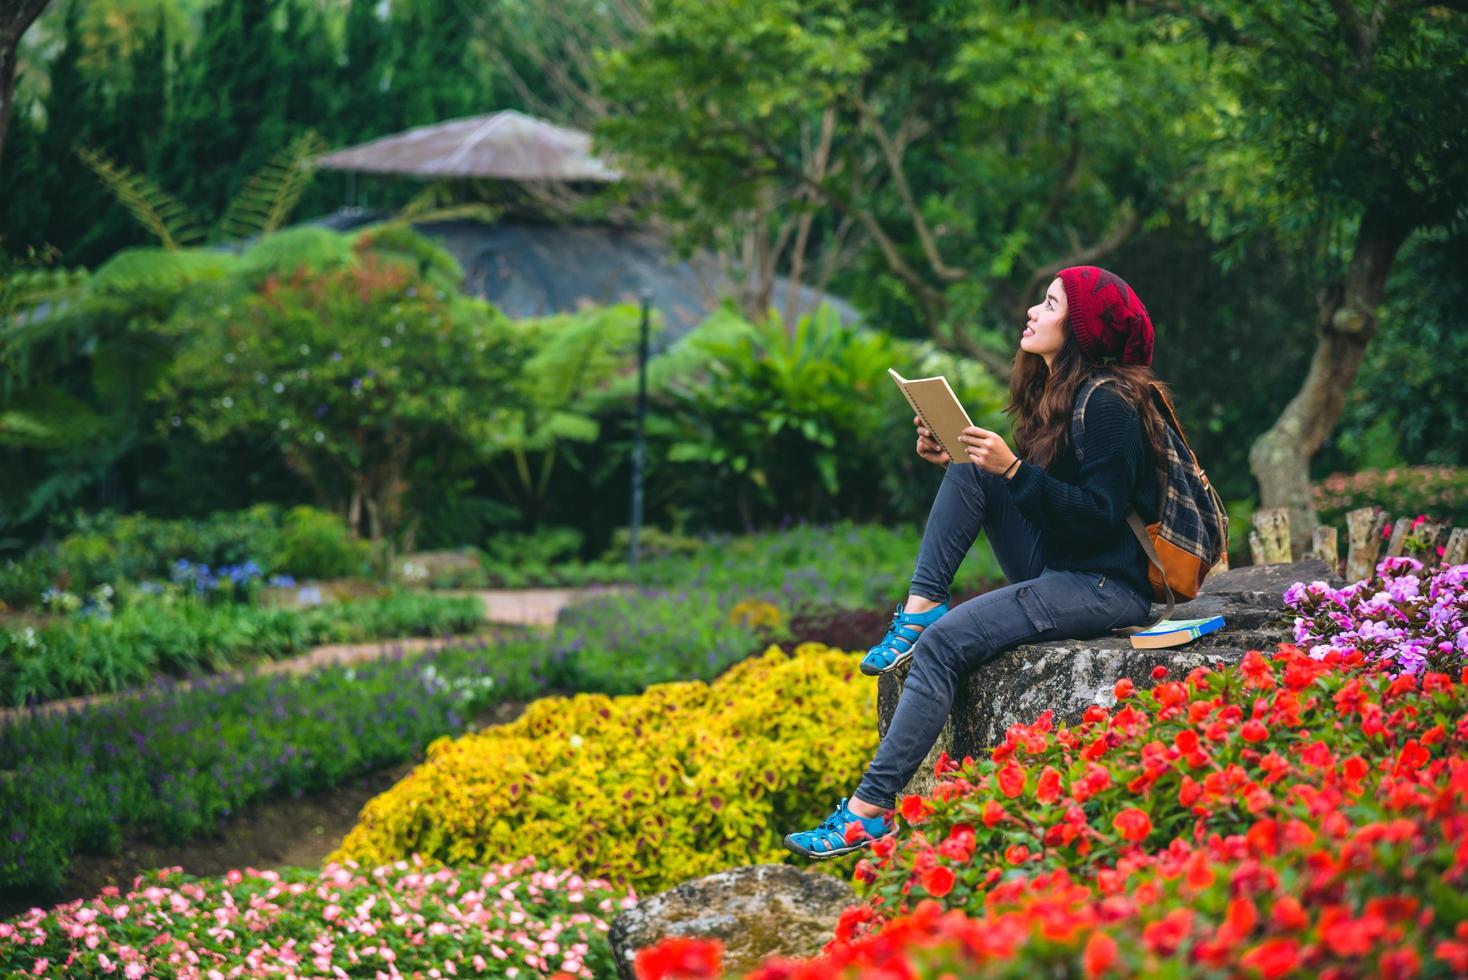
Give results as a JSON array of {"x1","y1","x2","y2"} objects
[{"x1": 3, "y1": 700, "x2": 527, "y2": 919}]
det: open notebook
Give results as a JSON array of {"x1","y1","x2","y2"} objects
[{"x1": 888, "y1": 369, "x2": 974, "y2": 464}]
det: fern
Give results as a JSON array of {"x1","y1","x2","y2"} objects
[
  {"x1": 76, "y1": 147, "x2": 206, "y2": 250},
  {"x1": 218, "y1": 131, "x2": 329, "y2": 243}
]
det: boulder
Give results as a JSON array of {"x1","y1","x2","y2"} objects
[
  {"x1": 608, "y1": 864, "x2": 857, "y2": 979},
  {"x1": 877, "y1": 561, "x2": 1337, "y2": 799}
]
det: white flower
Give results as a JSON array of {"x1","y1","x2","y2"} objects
[
  {"x1": 221, "y1": 396, "x2": 234, "y2": 409},
  {"x1": 314, "y1": 431, "x2": 325, "y2": 443},
  {"x1": 274, "y1": 382, "x2": 285, "y2": 393},
  {"x1": 381, "y1": 337, "x2": 392, "y2": 348}
]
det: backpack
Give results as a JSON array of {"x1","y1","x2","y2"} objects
[{"x1": 1073, "y1": 375, "x2": 1229, "y2": 625}]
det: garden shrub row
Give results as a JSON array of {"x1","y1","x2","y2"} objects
[
  {"x1": 636, "y1": 557, "x2": 1468, "y2": 978},
  {"x1": 333, "y1": 644, "x2": 878, "y2": 894},
  {"x1": 0, "y1": 504, "x2": 368, "y2": 611},
  {"x1": 0, "y1": 590, "x2": 486, "y2": 706},
  {"x1": 0, "y1": 857, "x2": 633, "y2": 978},
  {"x1": 1313, "y1": 464, "x2": 1467, "y2": 531}
]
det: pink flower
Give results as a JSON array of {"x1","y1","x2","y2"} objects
[
  {"x1": 32, "y1": 960, "x2": 48, "y2": 975},
  {"x1": 125, "y1": 964, "x2": 145, "y2": 979}
]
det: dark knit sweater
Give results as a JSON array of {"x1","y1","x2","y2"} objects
[{"x1": 1003, "y1": 382, "x2": 1159, "y2": 600}]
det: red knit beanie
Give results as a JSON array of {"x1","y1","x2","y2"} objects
[{"x1": 1056, "y1": 266, "x2": 1154, "y2": 367}]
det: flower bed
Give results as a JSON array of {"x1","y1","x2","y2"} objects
[
  {"x1": 0, "y1": 856, "x2": 632, "y2": 978},
  {"x1": 0, "y1": 590, "x2": 486, "y2": 706},
  {"x1": 634, "y1": 560, "x2": 1468, "y2": 978},
  {"x1": 333, "y1": 644, "x2": 879, "y2": 894},
  {"x1": 0, "y1": 637, "x2": 543, "y2": 900}
]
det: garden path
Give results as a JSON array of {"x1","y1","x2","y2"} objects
[{"x1": 0, "y1": 585, "x2": 627, "y2": 725}]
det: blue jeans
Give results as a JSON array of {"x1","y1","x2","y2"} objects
[{"x1": 852, "y1": 462, "x2": 1152, "y2": 809}]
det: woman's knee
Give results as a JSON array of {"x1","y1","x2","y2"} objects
[{"x1": 910, "y1": 614, "x2": 978, "y2": 680}]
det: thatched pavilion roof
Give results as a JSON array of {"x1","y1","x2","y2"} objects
[{"x1": 315, "y1": 110, "x2": 621, "y2": 182}]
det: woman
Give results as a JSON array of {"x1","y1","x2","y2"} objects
[{"x1": 785, "y1": 265, "x2": 1172, "y2": 858}]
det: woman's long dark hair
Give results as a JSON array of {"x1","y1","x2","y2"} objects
[{"x1": 1007, "y1": 333, "x2": 1171, "y2": 474}]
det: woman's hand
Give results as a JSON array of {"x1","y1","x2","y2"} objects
[
  {"x1": 957, "y1": 425, "x2": 1019, "y2": 476},
  {"x1": 913, "y1": 415, "x2": 952, "y2": 467}
]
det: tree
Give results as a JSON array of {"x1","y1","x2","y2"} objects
[
  {"x1": 157, "y1": 227, "x2": 519, "y2": 552},
  {"x1": 1179, "y1": 1, "x2": 1468, "y2": 553},
  {"x1": 0, "y1": 0, "x2": 51, "y2": 165},
  {"x1": 596, "y1": 1, "x2": 1218, "y2": 366}
]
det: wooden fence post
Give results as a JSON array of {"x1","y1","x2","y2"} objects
[
  {"x1": 1307, "y1": 525, "x2": 1338, "y2": 573},
  {"x1": 1249, "y1": 507, "x2": 1293, "y2": 566},
  {"x1": 1444, "y1": 528, "x2": 1468, "y2": 567},
  {"x1": 1345, "y1": 507, "x2": 1387, "y2": 582}
]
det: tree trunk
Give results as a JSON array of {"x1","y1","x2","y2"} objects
[
  {"x1": 0, "y1": 0, "x2": 51, "y2": 166},
  {"x1": 1248, "y1": 206, "x2": 1413, "y2": 558}
]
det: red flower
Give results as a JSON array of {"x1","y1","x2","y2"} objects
[
  {"x1": 1178, "y1": 775, "x2": 1203, "y2": 807},
  {"x1": 1240, "y1": 938, "x2": 1300, "y2": 978},
  {"x1": 1113, "y1": 808, "x2": 1152, "y2": 843},
  {"x1": 1005, "y1": 843, "x2": 1031, "y2": 865},
  {"x1": 1272, "y1": 896, "x2": 1309, "y2": 932},
  {"x1": 1154, "y1": 682, "x2": 1187, "y2": 707},
  {"x1": 1143, "y1": 908, "x2": 1193, "y2": 955},
  {"x1": 1083, "y1": 931, "x2": 1118, "y2": 977},
  {"x1": 1114, "y1": 678, "x2": 1136, "y2": 700},
  {"x1": 1036, "y1": 765, "x2": 1063, "y2": 804},
  {"x1": 1151, "y1": 665, "x2": 1169, "y2": 679},
  {"x1": 635, "y1": 937, "x2": 723, "y2": 979},
  {"x1": 920, "y1": 864, "x2": 955, "y2": 898},
  {"x1": 998, "y1": 762, "x2": 1027, "y2": 798},
  {"x1": 1241, "y1": 720, "x2": 1269, "y2": 743},
  {"x1": 1227, "y1": 896, "x2": 1258, "y2": 938},
  {"x1": 900, "y1": 794, "x2": 930, "y2": 824},
  {"x1": 1175, "y1": 729, "x2": 1200, "y2": 755},
  {"x1": 982, "y1": 800, "x2": 1007, "y2": 828}
]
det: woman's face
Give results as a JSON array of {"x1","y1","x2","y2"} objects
[{"x1": 1022, "y1": 277, "x2": 1068, "y2": 364}]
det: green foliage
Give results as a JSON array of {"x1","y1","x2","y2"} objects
[
  {"x1": 0, "y1": 589, "x2": 485, "y2": 706},
  {"x1": 479, "y1": 304, "x2": 643, "y2": 528},
  {"x1": 156, "y1": 238, "x2": 519, "y2": 545},
  {"x1": 76, "y1": 146, "x2": 208, "y2": 251},
  {"x1": 1325, "y1": 229, "x2": 1468, "y2": 472},
  {"x1": 597, "y1": 1, "x2": 1218, "y2": 353},
  {"x1": 0, "y1": 505, "x2": 364, "y2": 610},
  {"x1": 271, "y1": 506, "x2": 369, "y2": 580},
  {"x1": 648, "y1": 304, "x2": 1009, "y2": 527}
]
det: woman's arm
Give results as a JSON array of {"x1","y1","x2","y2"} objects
[{"x1": 1005, "y1": 385, "x2": 1141, "y2": 535}]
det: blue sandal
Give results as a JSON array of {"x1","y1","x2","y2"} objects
[
  {"x1": 783, "y1": 797, "x2": 895, "y2": 859},
  {"x1": 860, "y1": 601, "x2": 949, "y2": 676}
]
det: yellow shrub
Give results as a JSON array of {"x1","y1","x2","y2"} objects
[
  {"x1": 728, "y1": 598, "x2": 784, "y2": 631},
  {"x1": 332, "y1": 644, "x2": 878, "y2": 893}
]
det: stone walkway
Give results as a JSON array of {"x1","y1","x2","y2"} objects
[{"x1": 0, "y1": 585, "x2": 627, "y2": 725}]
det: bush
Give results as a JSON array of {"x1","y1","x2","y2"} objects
[
  {"x1": 0, "y1": 505, "x2": 372, "y2": 611},
  {"x1": 1313, "y1": 465, "x2": 1468, "y2": 531},
  {"x1": 332, "y1": 644, "x2": 880, "y2": 894},
  {"x1": 0, "y1": 857, "x2": 632, "y2": 978},
  {"x1": 271, "y1": 505, "x2": 369, "y2": 579}
]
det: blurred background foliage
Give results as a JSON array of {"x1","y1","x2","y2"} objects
[{"x1": 0, "y1": 0, "x2": 1464, "y2": 566}]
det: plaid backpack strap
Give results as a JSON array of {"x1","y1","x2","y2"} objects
[{"x1": 1070, "y1": 374, "x2": 1116, "y2": 464}]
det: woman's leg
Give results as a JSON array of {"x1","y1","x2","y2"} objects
[
  {"x1": 907, "y1": 463, "x2": 1046, "y2": 606},
  {"x1": 853, "y1": 568, "x2": 1151, "y2": 810}
]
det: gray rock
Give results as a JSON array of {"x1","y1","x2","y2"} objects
[
  {"x1": 876, "y1": 560, "x2": 1332, "y2": 799},
  {"x1": 608, "y1": 864, "x2": 857, "y2": 979}
]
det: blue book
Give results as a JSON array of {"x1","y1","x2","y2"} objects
[{"x1": 1129, "y1": 615, "x2": 1225, "y2": 649}]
